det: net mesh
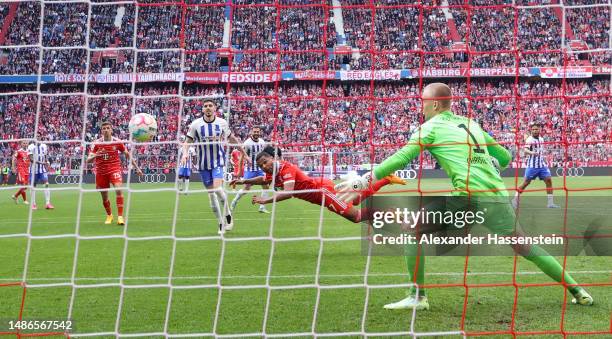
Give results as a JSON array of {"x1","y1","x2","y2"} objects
[{"x1": 0, "y1": 0, "x2": 611, "y2": 337}]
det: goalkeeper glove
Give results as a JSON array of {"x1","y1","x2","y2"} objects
[{"x1": 334, "y1": 172, "x2": 375, "y2": 203}]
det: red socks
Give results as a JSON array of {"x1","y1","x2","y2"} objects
[
  {"x1": 116, "y1": 196, "x2": 124, "y2": 216},
  {"x1": 103, "y1": 199, "x2": 112, "y2": 215}
]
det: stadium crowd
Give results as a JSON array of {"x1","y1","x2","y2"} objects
[
  {"x1": 2, "y1": 1, "x2": 609, "y2": 73},
  {"x1": 0, "y1": 1, "x2": 609, "y2": 174}
]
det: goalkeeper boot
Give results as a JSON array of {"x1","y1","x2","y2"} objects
[
  {"x1": 45, "y1": 203, "x2": 54, "y2": 210},
  {"x1": 117, "y1": 216, "x2": 125, "y2": 226},
  {"x1": 258, "y1": 206, "x2": 270, "y2": 214},
  {"x1": 104, "y1": 215, "x2": 113, "y2": 225},
  {"x1": 547, "y1": 203, "x2": 560, "y2": 208},
  {"x1": 571, "y1": 288, "x2": 594, "y2": 306},
  {"x1": 384, "y1": 295, "x2": 429, "y2": 310},
  {"x1": 31, "y1": 203, "x2": 37, "y2": 210},
  {"x1": 384, "y1": 174, "x2": 407, "y2": 185}
]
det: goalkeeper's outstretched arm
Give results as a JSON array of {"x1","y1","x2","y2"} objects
[{"x1": 483, "y1": 133, "x2": 511, "y2": 170}]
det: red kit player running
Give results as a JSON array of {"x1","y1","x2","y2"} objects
[
  {"x1": 230, "y1": 147, "x2": 405, "y2": 223},
  {"x1": 86, "y1": 122, "x2": 143, "y2": 225},
  {"x1": 11, "y1": 141, "x2": 31, "y2": 204}
]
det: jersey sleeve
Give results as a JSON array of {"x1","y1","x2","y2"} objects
[
  {"x1": 117, "y1": 142, "x2": 126, "y2": 153},
  {"x1": 279, "y1": 164, "x2": 297, "y2": 183},
  {"x1": 27, "y1": 144, "x2": 34, "y2": 155},
  {"x1": 186, "y1": 121, "x2": 197, "y2": 140},
  {"x1": 483, "y1": 132, "x2": 511, "y2": 170},
  {"x1": 374, "y1": 122, "x2": 435, "y2": 179}
]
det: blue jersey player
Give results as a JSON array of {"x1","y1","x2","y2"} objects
[
  {"x1": 230, "y1": 126, "x2": 270, "y2": 214},
  {"x1": 28, "y1": 142, "x2": 54, "y2": 210},
  {"x1": 513, "y1": 123, "x2": 559, "y2": 209},
  {"x1": 182, "y1": 99, "x2": 247, "y2": 233}
]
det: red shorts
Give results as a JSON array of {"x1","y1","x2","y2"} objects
[
  {"x1": 301, "y1": 179, "x2": 352, "y2": 215},
  {"x1": 96, "y1": 171, "x2": 123, "y2": 189},
  {"x1": 16, "y1": 172, "x2": 29, "y2": 185},
  {"x1": 233, "y1": 166, "x2": 242, "y2": 178}
]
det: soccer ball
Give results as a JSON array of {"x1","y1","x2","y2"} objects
[{"x1": 129, "y1": 113, "x2": 157, "y2": 142}]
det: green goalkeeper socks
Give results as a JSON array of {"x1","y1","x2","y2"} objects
[
  {"x1": 405, "y1": 245, "x2": 426, "y2": 297},
  {"x1": 524, "y1": 245, "x2": 581, "y2": 295}
]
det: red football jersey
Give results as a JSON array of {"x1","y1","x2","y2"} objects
[
  {"x1": 264, "y1": 160, "x2": 327, "y2": 202},
  {"x1": 231, "y1": 149, "x2": 243, "y2": 175},
  {"x1": 14, "y1": 149, "x2": 30, "y2": 174},
  {"x1": 91, "y1": 137, "x2": 126, "y2": 175}
]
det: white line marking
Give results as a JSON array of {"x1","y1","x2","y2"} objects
[{"x1": 2, "y1": 270, "x2": 610, "y2": 282}]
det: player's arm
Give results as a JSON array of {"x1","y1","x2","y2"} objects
[
  {"x1": 253, "y1": 181, "x2": 294, "y2": 205},
  {"x1": 11, "y1": 152, "x2": 17, "y2": 173},
  {"x1": 483, "y1": 133, "x2": 512, "y2": 170},
  {"x1": 230, "y1": 175, "x2": 271, "y2": 187},
  {"x1": 123, "y1": 149, "x2": 143, "y2": 176},
  {"x1": 228, "y1": 133, "x2": 250, "y2": 163},
  {"x1": 334, "y1": 125, "x2": 433, "y2": 202}
]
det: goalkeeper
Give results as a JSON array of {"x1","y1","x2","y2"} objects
[{"x1": 335, "y1": 83, "x2": 593, "y2": 310}]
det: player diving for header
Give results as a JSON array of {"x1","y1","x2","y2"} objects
[
  {"x1": 230, "y1": 146, "x2": 406, "y2": 223},
  {"x1": 334, "y1": 83, "x2": 593, "y2": 310}
]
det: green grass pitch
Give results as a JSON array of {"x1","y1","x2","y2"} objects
[{"x1": 0, "y1": 176, "x2": 611, "y2": 338}]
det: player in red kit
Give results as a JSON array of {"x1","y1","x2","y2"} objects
[
  {"x1": 11, "y1": 141, "x2": 30, "y2": 204},
  {"x1": 230, "y1": 147, "x2": 405, "y2": 223},
  {"x1": 231, "y1": 147, "x2": 244, "y2": 179},
  {"x1": 86, "y1": 122, "x2": 143, "y2": 225}
]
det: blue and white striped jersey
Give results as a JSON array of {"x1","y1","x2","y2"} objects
[
  {"x1": 525, "y1": 136, "x2": 546, "y2": 168},
  {"x1": 187, "y1": 117, "x2": 230, "y2": 170},
  {"x1": 243, "y1": 137, "x2": 266, "y2": 172},
  {"x1": 27, "y1": 143, "x2": 49, "y2": 174}
]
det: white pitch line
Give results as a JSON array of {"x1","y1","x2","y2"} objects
[{"x1": 2, "y1": 270, "x2": 610, "y2": 282}]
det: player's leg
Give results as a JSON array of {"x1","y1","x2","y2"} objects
[
  {"x1": 42, "y1": 174, "x2": 53, "y2": 209},
  {"x1": 97, "y1": 173, "x2": 113, "y2": 224},
  {"x1": 542, "y1": 169, "x2": 558, "y2": 208},
  {"x1": 351, "y1": 175, "x2": 406, "y2": 206},
  {"x1": 184, "y1": 173, "x2": 190, "y2": 192},
  {"x1": 212, "y1": 167, "x2": 232, "y2": 230},
  {"x1": 512, "y1": 172, "x2": 533, "y2": 208},
  {"x1": 109, "y1": 172, "x2": 125, "y2": 225},
  {"x1": 384, "y1": 244, "x2": 429, "y2": 310},
  {"x1": 30, "y1": 172, "x2": 37, "y2": 210},
  {"x1": 202, "y1": 169, "x2": 224, "y2": 233},
  {"x1": 12, "y1": 174, "x2": 28, "y2": 204},
  {"x1": 230, "y1": 182, "x2": 251, "y2": 212},
  {"x1": 177, "y1": 174, "x2": 185, "y2": 191},
  {"x1": 258, "y1": 183, "x2": 271, "y2": 213},
  {"x1": 486, "y1": 200, "x2": 592, "y2": 305}
]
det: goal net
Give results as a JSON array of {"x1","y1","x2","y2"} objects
[{"x1": 0, "y1": 0, "x2": 611, "y2": 338}]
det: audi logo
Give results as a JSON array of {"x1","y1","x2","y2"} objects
[
  {"x1": 138, "y1": 173, "x2": 168, "y2": 183},
  {"x1": 394, "y1": 169, "x2": 418, "y2": 180},
  {"x1": 555, "y1": 166, "x2": 584, "y2": 177},
  {"x1": 54, "y1": 175, "x2": 81, "y2": 185}
]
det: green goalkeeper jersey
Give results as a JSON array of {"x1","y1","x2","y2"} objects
[{"x1": 374, "y1": 110, "x2": 512, "y2": 197}]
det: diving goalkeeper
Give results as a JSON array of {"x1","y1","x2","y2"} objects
[{"x1": 335, "y1": 83, "x2": 593, "y2": 310}]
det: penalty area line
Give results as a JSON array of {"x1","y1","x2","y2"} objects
[{"x1": 1, "y1": 270, "x2": 611, "y2": 282}]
